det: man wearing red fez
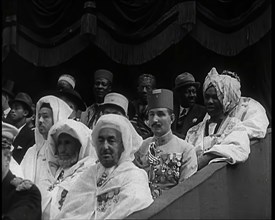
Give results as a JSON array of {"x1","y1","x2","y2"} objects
[{"x1": 134, "y1": 89, "x2": 198, "y2": 199}]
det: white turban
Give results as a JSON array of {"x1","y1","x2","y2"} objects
[
  {"x1": 203, "y1": 67, "x2": 241, "y2": 114},
  {"x1": 92, "y1": 114, "x2": 143, "y2": 165},
  {"x1": 47, "y1": 119, "x2": 97, "y2": 164}
]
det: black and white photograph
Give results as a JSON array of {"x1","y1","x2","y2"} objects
[{"x1": 2, "y1": 0, "x2": 271, "y2": 219}]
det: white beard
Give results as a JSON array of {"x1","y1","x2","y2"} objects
[{"x1": 58, "y1": 154, "x2": 79, "y2": 169}]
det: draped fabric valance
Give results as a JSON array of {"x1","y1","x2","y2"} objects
[{"x1": 2, "y1": 0, "x2": 271, "y2": 66}]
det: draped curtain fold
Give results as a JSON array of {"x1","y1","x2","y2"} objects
[
  {"x1": 190, "y1": 0, "x2": 271, "y2": 56},
  {"x1": 2, "y1": 0, "x2": 271, "y2": 66}
]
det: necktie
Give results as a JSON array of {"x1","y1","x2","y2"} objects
[{"x1": 177, "y1": 109, "x2": 187, "y2": 128}]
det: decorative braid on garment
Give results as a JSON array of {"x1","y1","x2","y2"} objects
[
  {"x1": 146, "y1": 142, "x2": 183, "y2": 199},
  {"x1": 48, "y1": 170, "x2": 64, "y2": 191}
]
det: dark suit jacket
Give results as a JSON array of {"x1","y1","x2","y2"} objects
[
  {"x1": 2, "y1": 170, "x2": 42, "y2": 220},
  {"x1": 172, "y1": 104, "x2": 207, "y2": 139},
  {"x1": 12, "y1": 124, "x2": 35, "y2": 164}
]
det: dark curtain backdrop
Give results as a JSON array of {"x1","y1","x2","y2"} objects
[{"x1": 2, "y1": 0, "x2": 271, "y2": 121}]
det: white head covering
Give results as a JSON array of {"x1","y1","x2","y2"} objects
[
  {"x1": 92, "y1": 114, "x2": 143, "y2": 165},
  {"x1": 35, "y1": 95, "x2": 73, "y2": 151},
  {"x1": 2, "y1": 122, "x2": 19, "y2": 141},
  {"x1": 203, "y1": 67, "x2": 241, "y2": 114},
  {"x1": 47, "y1": 119, "x2": 97, "y2": 164},
  {"x1": 58, "y1": 74, "x2": 76, "y2": 89}
]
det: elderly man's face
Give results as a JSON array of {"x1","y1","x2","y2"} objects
[
  {"x1": 204, "y1": 86, "x2": 223, "y2": 118},
  {"x1": 94, "y1": 78, "x2": 111, "y2": 100},
  {"x1": 56, "y1": 133, "x2": 81, "y2": 168},
  {"x1": 96, "y1": 128, "x2": 124, "y2": 168},
  {"x1": 149, "y1": 108, "x2": 174, "y2": 137},
  {"x1": 177, "y1": 85, "x2": 197, "y2": 108},
  {"x1": 38, "y1": 107, "x2": 54, "y2": 138}
]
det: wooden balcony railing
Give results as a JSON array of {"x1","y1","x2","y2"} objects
[{"x1": 126, "y1": 128, "x2": 271, "y2": 219}]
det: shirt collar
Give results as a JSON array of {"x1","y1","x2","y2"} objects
[
  {"x1": 3, "y1": 107, "x2": 11, "y2": 117},
  {"x1": 18, "y1": 123, "x2": 26, "y2": 132},
  {"x1": 153, "y1": 130, "x2": 173, "y2": 146},
  {"x1": 180, "y1": 106, "x2": 190, "y2": 116}
]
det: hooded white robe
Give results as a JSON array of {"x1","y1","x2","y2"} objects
[
  {"x1": 55, "y1": 114, "x2": 153, "y2": 220},
  {"x1": 20, "y1": 96, "x2": 73, "y2": 186}
]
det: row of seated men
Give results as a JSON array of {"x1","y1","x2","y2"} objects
[
  {"x1": 2, "y1": 67, "x2": 269, "y2": 220},
  {"x1": 2, "y1": 66, "x2": 269, "y2": 165}
]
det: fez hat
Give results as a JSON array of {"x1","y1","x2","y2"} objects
[
  {"x1": 100, "y1": 92, "x2": 129, "y2": 116},
  {"x1": 2, "y1": 79, "x2": 15, "y2": 98},
  {"x1": 148, "y1": 89, "x2": 173, "y2": 111},
  {"x1": 94, "y1": 69, "x2": 113, "y2": 83},
  {"x1": 9, "y1": 92, "x2": 33, "y2": 117},
  {"x1": 58, "y1": 74, "x2": 76, "y2": 89},
  {"x1": 2, "y1": 121, "x2": 19, "y2": 143},
  {"x1": 174, "y1": 72, "x2": 200, "y2": 90},
  {"x1": 56, "y1": 88, "x2": 87, "y2": 111}
]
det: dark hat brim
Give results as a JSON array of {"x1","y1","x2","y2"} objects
[
  {"x1": 174, "y1": 81, "x2": 200, "y2": 90},
  {"x1": 56, "y1": 89, "x2": 87, "y2": 111},
  {"x1": 8, "y1": 100, "x2": 33, "y2": 117}
]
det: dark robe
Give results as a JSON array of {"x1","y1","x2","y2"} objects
[
  {"x1": 12, "y1": 124, "x2": 35, "y2": 164},
  {"x1": 172, "y1": 104, "x2": 207, "y2": 139},
  {"x1": 2, "y1": 170, "x2": 42, "y2": 220}
]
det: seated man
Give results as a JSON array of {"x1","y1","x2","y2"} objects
[
  {"x1": 55, "y1": 87, "x2": 87, "y2": 121},
  {"x1": 2, "y1": 122, "x2": 41, "y2": 220},
  {"x1": 172, "y1": 72, "x2": 206, "y2": 139},
  {"x1": 40, "y1": 119, "x2": 97, "y2": 219},
  {"x1": 20, "y1": 95, "x2": 73, "y2": 186},
  {"x1": 55, "y1": 114, "x2": 153, "y2": 220},
  {"x1": 221, "y1": 70, "x2": 269, "y2": 139},
  {"x1": 57, "y1": 74, "x2": 76, "y2": 90},
  {"x1": 129, "y1": 74, "x2": 156, "y2": 139},
  {"x1": 134, "y1": 89, "x2": 197, "y2": 199},
  {"x1": 8, "y1": 92, "x2": 35, "y2": 164},
  {"x1": 186, "y1": 67, "x2": 251, "y2": 170},
  {"x1": 81, "y1": 69, "x2": 113, "y2": 129},
  {"x1": 94, "y1": 92, "x2": 129, "y2": 122}
]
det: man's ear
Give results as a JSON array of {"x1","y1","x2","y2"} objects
[
  {"x1": 170, "y1": 113, "x2": 175, "y2": 124},
  {"x1": 23, "y1": 109, "x2": 29, "y2": 117}
]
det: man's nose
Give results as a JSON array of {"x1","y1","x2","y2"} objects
[
  {"x1": 38, "y1": 116, "x2": 43, "y2": 123},
  {"x1": 207, "y1": 98, "x2": 214, "y2": 104},
  {"x1": 152, "y1": 115, "x2": 159, "y2": 122},
  {"x1": 58, "y1": 144, "x2": 65, "y2": 153},
  {"x1": 103, "y1": 140, "x2": 109, "y2": 149}
]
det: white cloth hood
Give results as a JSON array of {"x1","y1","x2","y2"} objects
[
  {"x1": 35, "y1": 95, "x2": 73, "y2": 151},
  {"x1": 47, "y1": 119, "x2": 97, "y2": 164},
  {"x1": 92, "y1": 114, "x2": 143, "y2": 165}
]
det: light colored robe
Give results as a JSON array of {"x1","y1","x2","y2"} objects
[
  {"x1": 55, "y1": 161, "x2": 153, "y2": 220},
  {"x1": 40, "y1": 119, "x2": 97, "y2": 219},
  {"x1": 55, "y1": 114, "x2": 152, "y2": 220},
  {"x1": 10, "y1": 157, "x2": 24, "y2": 178},
  {"x1": 186, "y1": 114, "x2": 250, "y2": 164},
  {"x1": 20, "y1": 95, "x2": 73, "y2": 186},
  {"x1": 228, "y1": 97, "x2": 269, "y2": 139}
]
